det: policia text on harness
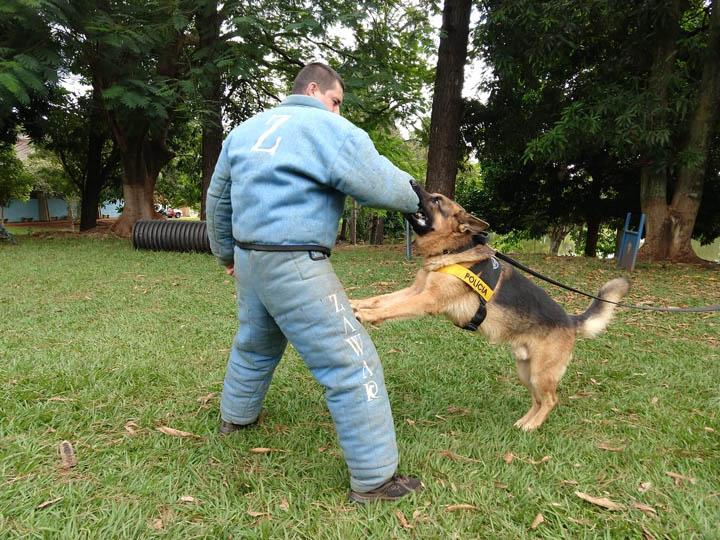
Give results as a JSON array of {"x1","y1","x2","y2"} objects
[{"x1": 438, "y1": 257, "x2": 502, "y2": 331}]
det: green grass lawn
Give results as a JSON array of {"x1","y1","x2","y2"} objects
[{"x1": 1, "y1": 236, "x2": 718, "y2": 539}]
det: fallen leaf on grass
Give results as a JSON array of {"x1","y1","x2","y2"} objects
[
  {"x1": 149, "y1": 518, "x2": 163, "y2": 530},
  {"x1": 650, "y1": 396, "x2": 659, "y2": 405},
  {"x1": 178, "y1": 496, "x2": 199, "y2": 504},
  {"x1": 395, "y1": 510, "x2": 413, "y2": 529},
  {"x1": 574, "y1": 491, "x2": 625, "y2": 511},
  {"x1": 249, "y1": 447, "x2": 287, "y2": 454},
  {"x1": 125, "y1": 421, "x2": 140, "y2": 435},
  {"x1": 530, "y1": 513, "x2": 544, "y2": 529},
  {"x1": 642, "y1": 526, "x2": 656, "y2": 540},
  {"x1": 47, "y1": 396, "x2": 74, "y2": 402},
  {"x1": 561, "y1": 479, "x2": 579, "y2": 486},
  {"x1": 156, "y1": 426, "x2": 201, "y2": 439},
  {"x1": 405, "y1": 418, "x2": 416, "y2": 426},
  {"x1": 247, "y1": 510, "x2": 271, "y2": 519},
  {"x1": 704, "y1": 426, "x2": 715, "y2": 433},
  {"x1": 438, "y1": 450, "x2": 482, "y2": 463},
  {"x1": 596, "y1": 442, "x2": 626, "y2": 452},
  {"x1": 503, "y1": 452, "x2": 550, "y2": 465},
  {"x1": 445, "y1": 504, "x2": 477, "y2": 512},
  {"x1": 37, "y1": 497, "x2": 63, "y2": 510},
  {"x1": 279, "y1": 498, "x2": 289, "y2": 512},
  {"x1": 197, "y1": 392, "x2": 216, "y2": 406},
  {"x1": 447, "y1": 406, "x2": 471, "y2": 415},
  {"x1": 439, "y1": 450, "x2": 461, "y2": 461},
  {"x1": 493, "y1": 480, "x2": 508, "y2": 490},
  {"x1": 412, "y1": 510, "x2": 428, "y2": 524},
  {"x1": 666, "y1": 471, "x2": 696, "y2": 486},
  {"x1": 638, "y1": 481, "x2": 652, "y2": 493},
  {"x1": 58, "y1": 440, "x2": 77, "y2": 469},
  {"x1": 631, "y1": 502, "x2": 657, "y2": 517}
]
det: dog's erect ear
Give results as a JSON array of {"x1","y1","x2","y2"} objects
[{"x1": 458, "y1": 212, "x2": 489, "y2": 234}]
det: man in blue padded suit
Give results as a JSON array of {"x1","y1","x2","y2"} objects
[{"x1": 206, "y1": 62, "x2": 423, "y2": 503}]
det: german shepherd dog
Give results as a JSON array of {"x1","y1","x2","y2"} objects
[{"x1": 351, "y1": 182, "x2": 629, "y2": 431}]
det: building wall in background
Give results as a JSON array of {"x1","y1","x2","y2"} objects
[{"x1": 1, "y1": 198, "x2": 69, "y2": 222}]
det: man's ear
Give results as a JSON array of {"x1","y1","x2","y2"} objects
[
  {"x1": 304, "y1": 81, "x2": 319, "y2": 96},
  {"x1": 458, "y1": 212, "x2": 489, "y2": 234}
]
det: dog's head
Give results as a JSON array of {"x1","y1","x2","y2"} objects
[{"x1": 406, "y1": 181, "x2": 489, "y2": 255}]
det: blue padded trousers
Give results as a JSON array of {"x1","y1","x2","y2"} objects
[{"x1": 220, "y1": 248, "x2": 398, "y2": 492}]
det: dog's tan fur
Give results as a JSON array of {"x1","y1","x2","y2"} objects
[{"x1": 351, "y1": 187, "x2": 629, "y2": 431}]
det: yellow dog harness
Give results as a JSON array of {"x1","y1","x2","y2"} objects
[{"x1": 437, "y1": 257, "x2": 502, "y2": 331}]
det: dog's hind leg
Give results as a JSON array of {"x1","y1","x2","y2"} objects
[
  {"x1": 513, "y1": 354, "x2": 541, "y2": 429},
  {"x1": 517, "y1": 335, "x2": 574, "y2": 431}
]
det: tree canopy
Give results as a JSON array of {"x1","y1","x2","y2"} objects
[
  {"x1": 464, "y1": 0, "x2": 720, "y2": 260},
  {"x1": 1, "y1": 0, "x2": 718, "y2": 260}
]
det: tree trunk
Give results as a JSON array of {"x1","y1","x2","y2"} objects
[
  {"x1": 548, "y1": 224, "x2": 568, "y2": 255},
  {"x1": 37, "y1": 191, "x2": 50, "y2": 221},
  {"x1": 94, "y1": 30, "x2": 182, "y2": 237},
  {"x1": 584, "y1": 218, "x2": 600, "y2": 257},
  {"x1": 197, "y1": 1, "x2": 223, "y2": 221},
  {"x1": 339, "y1": 217, "x2": 348, "y2": 241},
  {"x1": 110, "y1": 137, "x2": 172, "y2": 237},
  {"x1": 80, "y1": 100, "x2": 105, "y2": 231},
  {"x1": 373, "y1": 216, "x2": 385, "y2": 245},
  {"x1": 350, "y1": 200, "x2": 358, "y2": 244},
  {"x1": 638, "y1": 0, "x2": 698, "y2": 261},
  {"x1": 369, "y1": 215, "x2": 385, "y2": 245},
  {"x1": 425, "y1": 0, "x2": 472, "y2": 197},
  {"x1": 663, "y1": 0, "x2": 720, "y2": 262}
]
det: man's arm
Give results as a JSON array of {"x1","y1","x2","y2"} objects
[
  {"x1": 206, "y1": 136, "x2": 234, "y2": 267},
  {"x1": 328, "y1": 128, "x2": 420, "y2": 213}
]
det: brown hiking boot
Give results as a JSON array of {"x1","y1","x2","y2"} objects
[
  {"x1": 218, "y1": 410, "x2": 265, "y2": 435},
  {"x1": 349, "y1": 474, "x2": 423, "y2": 503}
]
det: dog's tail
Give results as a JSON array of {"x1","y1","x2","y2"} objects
[{"x1": 571, "y1": 278, "x2": 630, "y2": 338}]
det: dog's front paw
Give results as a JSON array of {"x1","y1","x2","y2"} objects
[{"x1": 354, "y1": 308, "x2": 380, "y2": 325}]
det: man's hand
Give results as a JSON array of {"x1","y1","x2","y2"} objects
[{"x1": 225, "y1": 264, "x2": 235, "y2": 277}]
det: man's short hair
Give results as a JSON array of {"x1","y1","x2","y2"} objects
[{"x1": 292, "y1": 62, "x2": 345, "y2": 94}]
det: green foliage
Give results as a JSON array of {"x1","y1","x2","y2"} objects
[
  {"x1": 0, "y1": 1, "x2": 60, "y2": 142},
  {"x1": 369, "y1": 128, "x2": 427, "y2": 181},
  {"x1": 156, "y1": 121, "x2": 203, "y2": 208},
  {"x1": 454, "y1": 160, "x2": 484, "y2": 213},
  {"x1": 338, "y1": 0, "x2": 437, "y2": 131},
  {"x1": 469, "y1": 0, "x2": 719, "y2": 247},
  {"x1": 0, "y1": 143, "x2": 32, "y2": 206},
  {"x1": 23, "y1": 147, "x2": 75, "y2": 199}
]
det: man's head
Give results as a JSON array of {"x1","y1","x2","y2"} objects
[{"x1": 292, "y1": 62, "x2": 344, "y2": 115}]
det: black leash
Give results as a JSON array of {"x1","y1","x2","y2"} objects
[{"x1": 493, "y1": 251, "x2": 720, "y2": 314}]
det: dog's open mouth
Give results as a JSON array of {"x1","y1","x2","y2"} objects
[
  {"x1": 411, "y1": 210, "x2": 428, "y2": 228},
  {"x1": 406, "y1": 208, "x2": 433, "y2": 235}
]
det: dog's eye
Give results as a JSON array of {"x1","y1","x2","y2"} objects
[{"x1": 431, "y1": 197, "x2": 441, "y2": 205}]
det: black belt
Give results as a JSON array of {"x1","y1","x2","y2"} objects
[{"x1": 234, "y1": 240, "x2": 331, "y2": 256}]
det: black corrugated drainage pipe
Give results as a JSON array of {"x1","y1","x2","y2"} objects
[{"x1": 132, "y1": 219, "x2": 211, "y2": 253}]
